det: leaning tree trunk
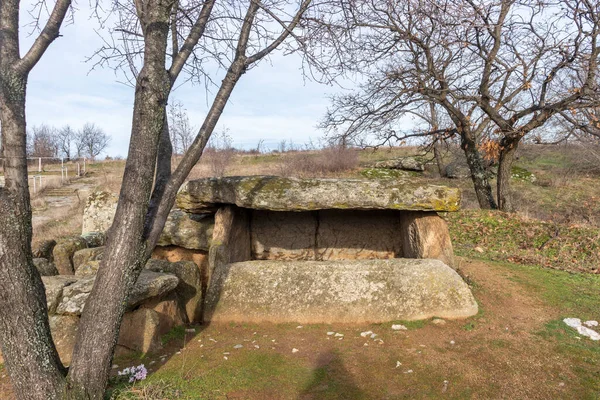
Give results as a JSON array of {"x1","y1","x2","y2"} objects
[
  {"x1": 65, "y1": 2, "x2": 173, "y2": 397},
  {"x1": 496, "y1": 136, "x2": 520, "y2": 211},
  {"x1": 460, "y1": 133, "x2": 497, "y2": 209},
  {"x1": 0, "y1": 69, "x2": 67, "y2": 399}
]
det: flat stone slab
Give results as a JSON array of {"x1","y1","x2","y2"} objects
[
  {"x1": 204, "y1": 259, "x2": 477, "y2": 324},
  {"x1": 177, "y1": 176, "x2": 461, "y2": 213}
]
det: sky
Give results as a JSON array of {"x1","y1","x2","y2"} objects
[{"x1": 21, "y1": 2, "x2": 348, "y2": 157}]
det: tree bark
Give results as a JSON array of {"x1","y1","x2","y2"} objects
[
  {"x1": 65, "y1": 1, "x2": 173, "y2": 396},
  {"x1": 460, "y1": 132, "x2": 497, "y2": 210},
  {"x1": 496, "y1": 136, "x2": 519, "y2": 211}
]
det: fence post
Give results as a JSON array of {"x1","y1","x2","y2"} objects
[
  {"x1": 38, "y1": 158, "x2": 42, "y2": 172},
  {"x1": 77, "y1": 163, "x2": 80, "y2": 176},
  {"x1": 83, "y1": 158, "x2": 86, "y2": 174}
]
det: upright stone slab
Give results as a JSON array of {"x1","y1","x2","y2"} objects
[
  {"x1": 400, "y1": 211, "x2": 455, "y2": 268},
  {"x1": 204, "y1": 259, "x2": 478, "y2": 323}
]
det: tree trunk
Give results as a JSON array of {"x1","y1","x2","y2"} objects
[
  {"x1": 0, "y1": 68, "x2": 67, "y2": 399},
  {"x1": 433, "y1": 139, "x2": 445, "y2": 177},
  {"x1": 65, "y1": 2, "x2": 173, "y2": 396},
  {"x1": 461, "y1": 133, "x2": 497, "y2": 209},
  {"x1": 496, "y1": 136, "x2": 519, "y2": 211}
]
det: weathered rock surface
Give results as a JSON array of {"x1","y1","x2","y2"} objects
[
  {"x1": 157, "y1": 210, "x2": 213, "y2": 250},
  {"x1": 118, "y1": 308, "x2": 162, "y2": 354},
  {"x1": 49, "y1": 315, "x2": 79, "y2": 365},
  {"x1": 53, "y1": 237, "x2": 87, "y2": 275},
  {"x1": 42, "y1": 276, "x2": 78, "y2": 314},
  {"x1": 81, "y1": 231, "x2": 107, "y2": 248},
  {"x1": 33, "y1": 239, "x2": 57, "y2": 260},
  {"x1": 82, "y1": 191, "x2": 118, "y2": 234},
  {"x1": 141, "y1": 293, "x2": 187, "y2": 334},
  {"x1": 373, "y1": 157, "x2": 425, "y2": 171},
  {"x1": 177, "y1": 176, "x2": 461, "y2": 213},
  {"x1": 34, "y1": 258, "x2": 58, "y2": 276},
  {"x1": 146, "y1": 259, "x2": 203, "y2": 323},
  {"x1": 152, "y1": 246, "x2": 208, "y2": 269},
  {"x1": 400, "y1": 212, "x2": 455, "y2": 268},
  {"x1": 204, "y1": 259, "x2": 478, "y2": 323},
  {"x1": 82, "y1": 191, "x2": 214, "y2": 250},
  {"x1": 74, "y1": 260, "x2": 100, "y2": 277},
  {"x1": 251, "y1": 210, "x2": 403, "y2": 261},
  {"x1": 445, "y1": 163, "x2": 470, "y2": 179},
  {"x1": 55, "y1": 271, "x2": 179, "y2": 315},
  {"x1": 73, "y1": 247, "x2": 104, "y2": 270}
]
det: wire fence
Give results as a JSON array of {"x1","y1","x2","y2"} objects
[{"x1": 0, "y1": 157, "x2": 87, "y2": 194}]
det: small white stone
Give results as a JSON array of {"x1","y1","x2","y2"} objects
[
  {"x1": 558, "y1": 382, "x2": 565, "y2": 387},
  {"x1": 432, "y1": 319, "x2": 446, "y2": 325},
  {"x1": 292, "y1": 348, "x2": 299, "y2": 353},
  {"x1": 223, "y1": 352, "x2": 230, "y2": 355},
  {"x1": 334, "y1": 333, "x2": 344, "y2": 337},
  {"x1": 297, "y1": 325, "x2": 303, "y2": 329},
  {"x1": 395, "y1": 361, "x2": 402, "y2": 368},
  {"x1": 185, "y1": 328, "x2": 196, "y2": 333},
  {"x1": 363, "y1": 343, "x2": 368, "y2": 346},
  {"x1": 338, "y1": 337, "x2": 343, "y2": 341},
  {"x1": 209, "y1": 338, "x2": 217, "y2": 342},
  {"x1": 176, "y1": 351, "x2": 181, "y2": 355},
  {"x1": 450, "y1": 340, "x2": 455, "y2": 345},
  {"x1": 327, "y1": 332, "x2": 335, "y2": 336},
  {"x1": 223, "y1": 356, "x2": 228, "y2": 360},
  {"x1": 149, "y1": 361, "x2": 156, "y2": 365},
  {"x1": 404, "y1": 369, "x2": 413, "y2": 374},
  {"x1": 254, "y1": 345, "x2": 260, "y2": 349},
  {"x1": 360, "y1": 330, "x2": 373, "y2": 337},
  {"x1": 391, "y1": 324, "x2": 407, "y2": 331},
  {"x1": 370, "y1": 333, "x2": 377, "y2": 339},
  {"x1": 233, "y1": 344, "x2": 243, "y2": 349},
  {"x1": 584, "y1": 320, "x2": 599, "y2": 327},
  {"x1": 111, "y1": 364, "x2": 119, "y2": 369}
]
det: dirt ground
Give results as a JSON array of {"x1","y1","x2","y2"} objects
[{"x1": 2, "y1": 258, "x2": 593, "y2": 399}]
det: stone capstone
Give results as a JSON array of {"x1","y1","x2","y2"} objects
[
  {"x1": 177, "y1": 176, "x2": 461, "y2": 213},
  {"x1": 204, "y1": 259, "x2": 478, "y2": 324},
  {"x1": 34, "y1": 258, "x2": 58, "y2": 276},
  {"x1": 55, "y1": 271, "x2": 179, "y2": 316},
  {"x1": 53, "y1": 237, "x2": 87, "y2": 275},
  {"x1": 373, "y1": 157, "x2": 425, "y2": 171}
]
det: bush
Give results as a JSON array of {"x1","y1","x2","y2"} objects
[{"x1": 277, "y1": 145, "x2": 359, "y2": 177}]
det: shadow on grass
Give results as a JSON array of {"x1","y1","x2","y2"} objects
[{"x1": 298, "y1": 350, "x2": 365, "y2": 400}]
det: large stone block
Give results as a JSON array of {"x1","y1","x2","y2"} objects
[
  {"x1": 42, "y1": 276, "x2": 78, "y2": 314},
  {"x1": 204, "y1": 259, "x2": 478, "y2": 324},
  {"x1": 399, "y1": 211, "x2": 455, "y2": 268},
  {"x1": 251, "y1": 210, "x2": 317, "y2": 260},
  {"x1": 73, "y1": 247, "x2": 104, "y2": 270},
  {"x1": 317, "y1": 210, "x2": 402, "y2": 260},
  {"x1": 118, "y1": 308, "x2": 162, "y2": 354},
  {"x1": 146, "y1": 259, "x2": 203, "y2": 323},
  {"x1": 177, "y1": 176, "x2": 461, "y2": 213},
  {"x1": 49, "y1": 315, "x2": 79, "y2": 365},
  {"x1": 53, "y1": 237, "x2": 87, "y2": 275},
  {"x1": 82, "y1": 191, "x2": 118, "y2": 234}
]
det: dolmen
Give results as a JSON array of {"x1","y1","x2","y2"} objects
[{"x1": 175, "y1": 176, "x2": 477, "y2": 323}]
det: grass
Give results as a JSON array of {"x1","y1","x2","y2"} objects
[{"x1": 446, "y1": 210, "x2": 600, "y2": 273}]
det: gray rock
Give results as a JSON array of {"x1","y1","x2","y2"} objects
[
  {"x1": 373, "y1": 157, "x2": 425, "y2": 171},
  {"x1": 81, "y1": 191, "x2": 118, "y2": 234},
  {"x1": 128, "y1": 271, "x2": 180, "y2": 308},
  {"x1": 49, "y1": 315, "x2": 79, "y2": 365},
  {"x1": 53, "y1": 237, "x2": 88, "y2": 275},
  {"x1": 42, "y1": 276, "x2": 78, "y2": 314},
  {"x1": 157, "y1": 210, "x2": 214, "y2": 250},
  {"x1": 204, "y1": 259, "x2": 478, "y2": 324},
  {"x1": 145, "y1": 259, "x2": 203, "y2": 323},
  {"x1": 445, "y1": 163, "x2": 471, "y2": 179},
  {"x1": 177, "y1": 176, "x2": 461, "y2": 213},
  {"x1": 55, "y1": 271, "x2": 179, "y2": 316},
  {"x1": 81, "y1": 231, "x2": 107, "y2": 248},
  {"x1": 73, "y1": 247, "x2": 105, "y2": 270},
  {"x1": 74, "y1": 260, "x2": 100, "y2": 277},
  {"x1": 33, "y1": 240, "x2": 57, "y2": 260},
  {"x1": 34, "y1": 258, "x2": 58, "y2": 276}
]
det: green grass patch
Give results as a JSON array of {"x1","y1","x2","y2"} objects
[{"x1": 161, "y1": 326, "x2": 187, "y2": 346}]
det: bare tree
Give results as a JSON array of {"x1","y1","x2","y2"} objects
[
  {"x1": 28, "y1": 124, "x2": 58, "y2": 158},
  {"x1": 0, "y1": 0, "x2": 73, "y2": 397},
  {"x1": 56, "y1": 125, "x2": 75, "y2": 160},
  {"x1": 76, "y1": 122, "x2": 110, "y2": 160},
  {"x1": 168, "y1": 100, "x2": 194, "y2": 154},
  {"x1": 0, "y1": 0, "x2": 318, "y2": 397}
]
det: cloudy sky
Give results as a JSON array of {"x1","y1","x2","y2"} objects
[{"x1": 21, "y1": 2, "x2": 347, "y2": 157}]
